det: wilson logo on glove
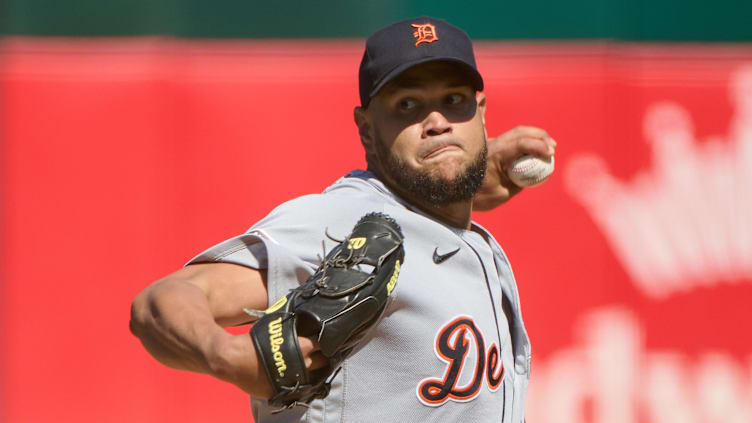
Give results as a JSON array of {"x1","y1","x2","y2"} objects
[
  {"x1": 267, "y1": 317, "x2": 287, "y2": 377},
  {"x1": 387, "y1": 260, "x2": 400, "y2": 296},
  {"x1": 347, "y1": 237, "x2": 366, "y2": 249}
]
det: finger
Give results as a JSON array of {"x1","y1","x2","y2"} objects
[
  {"x1": 298, "y1": 336, "x2": 328, "y2": 369},
  {"x1": 305, "y1": 351, "x2": 328, "y2": 370},
  {"x1": 298, "y1": 336, "x2": 320, "y2": 353},
  {"x1": 515, "y1": 136, "x2": 555, "y2": 158}
]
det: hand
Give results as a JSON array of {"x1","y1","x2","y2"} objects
[
  {"x1": 473, "y1": 126, "x2": 557, "y2": 211},
  {"x1": 299, "y1": 337, "x2": 327, "y2": 370}
]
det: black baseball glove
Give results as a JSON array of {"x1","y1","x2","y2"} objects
[{"x1": 247, "y1": 212, "x2": 405, "y2": 411}]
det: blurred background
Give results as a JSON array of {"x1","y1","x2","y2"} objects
[{"x1": 2, "y1": 1, "x2": 751, "y2": 422}]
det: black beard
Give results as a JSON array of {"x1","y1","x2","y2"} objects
[{"x1": 375, "y1": 139, "x2": 488, "y2": 207}]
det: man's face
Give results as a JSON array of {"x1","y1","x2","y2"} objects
[{"x1": 358, "y1": 61, "x2": 488, "y2": 207}]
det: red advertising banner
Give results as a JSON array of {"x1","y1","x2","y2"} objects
[{"x1": 1, "y1": 39, "x2": 750, "y2": 422}]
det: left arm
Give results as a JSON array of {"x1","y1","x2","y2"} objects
[{"x1": 473, "y1": 126, "x2": 556, "y2": 211}]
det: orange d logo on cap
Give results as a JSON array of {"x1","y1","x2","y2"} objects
[{"x1": 411, "y1": 23, "x2": 438, "y2": 46}]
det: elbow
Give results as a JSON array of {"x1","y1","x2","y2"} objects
[
  {"x1": 129, "y1": 303, "x2": 141, "y2": 338},
  {"x1": 129, "y1": 290, "x2": 151, "y2": 339}
]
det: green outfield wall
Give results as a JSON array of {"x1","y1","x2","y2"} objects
[{"x1": 2, "y1": 0, "x2": 751, "y2": 41}]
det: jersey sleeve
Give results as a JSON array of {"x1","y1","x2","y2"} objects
[{"x1": 186, "y1": 192, "x2": 381, "y2": 305}]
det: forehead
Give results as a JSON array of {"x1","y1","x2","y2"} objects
[{"x1": 379, "y1": 61, "x2": 477, "y2": 95}]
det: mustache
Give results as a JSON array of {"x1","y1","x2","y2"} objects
[{"x1": 419, "y1": 138, "x2": 462, "y2": 159}]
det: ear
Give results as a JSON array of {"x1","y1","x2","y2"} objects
[
  {"x1": 353, "y1": 106, "x2": 375, "y2": 153},
  {"x1": 476, "y1": 92, "x2": 488, "y2": 138},
  {"x1": 476, "y1": 92, "x2": 487, "y2": 124}
]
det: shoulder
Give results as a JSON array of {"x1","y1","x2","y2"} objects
[
  {"x1": 254, "y1": 173, "x2": 396, "y2": 233},
  {"x1": 250, "y1": 177, "x2": 399, "y2": 250}
]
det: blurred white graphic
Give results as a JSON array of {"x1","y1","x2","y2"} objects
[
  {"x1": 525, "y1": 307, "x2": 752, "y2": 423},
  {"x1": 565, "y1": 64, "x2": 752, "y2": 299}
]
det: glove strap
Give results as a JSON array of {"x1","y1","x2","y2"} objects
[{"x1": 251, "y1": 312, "x2": 307, "y2": 393}]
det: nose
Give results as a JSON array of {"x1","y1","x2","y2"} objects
[{"x1": 422, "y1": 110, "x2": 452, "y2": 138}]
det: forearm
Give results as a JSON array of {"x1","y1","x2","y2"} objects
[{"x1": 129, "y1": 277, "x2": 273, "y2": 397}]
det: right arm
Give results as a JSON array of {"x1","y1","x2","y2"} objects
[
  {"x1": 129, "y1": 262, "x2": 321, "y2": 398},
  {"x1": 473, "y1": 126, "x2": 557, "y2": 211}
]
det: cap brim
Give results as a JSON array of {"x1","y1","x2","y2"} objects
[{"x1": 367, "y1": 58, "x2": 484, "y2": 105}]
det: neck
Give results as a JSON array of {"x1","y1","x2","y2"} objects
[{"x1": 414, "y1": 200, "x2": 474, "y2": 230}]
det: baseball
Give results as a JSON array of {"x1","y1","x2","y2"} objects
[{"x1": 506, "y1": 154, "x2": 555, "y2": 187}]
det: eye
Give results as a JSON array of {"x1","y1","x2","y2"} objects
[
  {"x1": 446, "y1": 93, "x2": 465, "y2": 105},
  {"x1": 397, "y1": 98, "x2": 418, "y2": 111}
]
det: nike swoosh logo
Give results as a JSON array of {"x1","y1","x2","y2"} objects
[{"x1": 433, "y1": 247, "x2": 460, "y2": 264}]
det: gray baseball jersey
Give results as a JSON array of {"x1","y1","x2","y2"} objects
[{"x1": 189, "y1": 170, "x2": 531, "y2": 423}]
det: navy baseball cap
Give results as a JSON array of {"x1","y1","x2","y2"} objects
[{"x1": 358, "y1": 16, "x2": 484, "y2": 108}]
